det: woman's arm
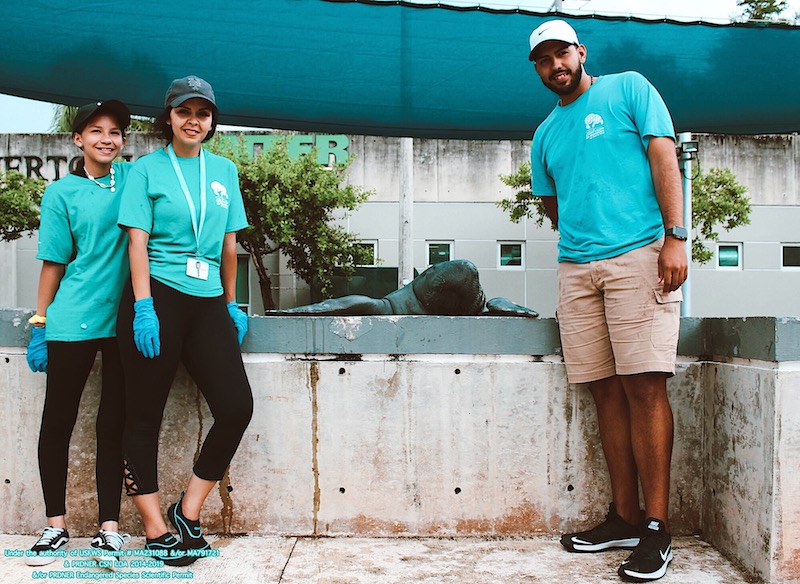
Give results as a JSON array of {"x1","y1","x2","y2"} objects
[
  {"x1": 220, "y1": 231, "x2": 238, "y2": 304},
  {"x1": 127, "y1": 227, "x2": 152, "y2": 300},
  {"x1": 35, "y1": 261, "x2": 66, "y2": 318}
]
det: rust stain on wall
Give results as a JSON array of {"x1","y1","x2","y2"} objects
[
  {"x1": 347, "y1": 514, "x2": 410, "y2": 535},
  {"x1": 455, "y1": 502, "x2": 547, "y2": 535},
  {"x1": 310, "y1": 362, "x2": 321, "y2": 535},
  {"x1": 217, "y1": 471, "x2": 234, "y2": 534}
]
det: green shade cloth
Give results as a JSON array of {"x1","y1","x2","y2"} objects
[{"x1": 1, "y1": 0, "x2": 797, "y2": 138}]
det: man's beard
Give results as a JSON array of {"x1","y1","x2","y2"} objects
[{"x1": 542, "y1": 65, "x2": 584, "y2": 96}]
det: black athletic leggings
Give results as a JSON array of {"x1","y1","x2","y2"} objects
[
  {"x1": 116, "y1": 279, "x2": 253, "y2": 495},
  {"x1": 38, "y1": 338, "x2": 125, "y2": 523}
]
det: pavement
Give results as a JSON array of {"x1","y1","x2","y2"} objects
[{"x1": 0, "y1": 534, "x2": 757, "y2": 584}]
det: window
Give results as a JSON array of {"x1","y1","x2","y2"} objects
[
  {"x1": 498, "y1": 242, "x2": 524, "y2": 269},
  {"x1": 717, "y1": 243, "x2": 742, "y2": 270},
  {"x1": 782, "y1": 244, "x2": 800, "y2": 269},
  {"x1": 354, "y1": 241, "x2": 377, "y2": 266},
  {"x1": 235, "y1": 255, "x2": 250, "y2": 313},
  {"x1": 427, "y1": 241, "x2": 453, "y2": 265}
]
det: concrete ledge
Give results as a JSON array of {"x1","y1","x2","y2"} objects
[{"x1": 7, "y1": 309, "x2": 798, "y2": 360}]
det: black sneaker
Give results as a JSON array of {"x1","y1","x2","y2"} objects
[
  {"x1": 145, "y1": 532, "x2": 197, "y2": 567},
  {"x1": 618, "y1": 517, "x2": 673, "y2": 582},
  {"x1": 168, "y1": 492, "x2": 210, "y2": 555},
  {"x1": 25, "y1": 526, "x2": 70, "y2": 566},
  {"x1": 560, "y1": 503, "x2": 641, "y2": 553}
]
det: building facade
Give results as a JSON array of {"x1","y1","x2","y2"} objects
[{"x1": 1, "y1": 132, "x2": 799, "y2": 317}]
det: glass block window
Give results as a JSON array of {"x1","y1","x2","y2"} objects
[
  {"x1": 498, "y1": 242, "x2": 524, "y2": 269},
  {"x1": 427, "y1": 241, "x2": 453, "y2": 265},
  {"x1": 717, "y1": 243, "x2": 742, "y2": 270},
  {"x1": 782, "y1": 244, "x2": 800, "y2": 268}
]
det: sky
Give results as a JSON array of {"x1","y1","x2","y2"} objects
[{"x1": 0, "y1": 0, "x2": 796, "y2": 133}]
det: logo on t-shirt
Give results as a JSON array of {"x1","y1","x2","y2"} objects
[
  {"x1": 584, "y1": 113, "x2": 605, "y2": 140},
  {"x1": 211, "y1": 181, "x2": 230, "y2": 209}
]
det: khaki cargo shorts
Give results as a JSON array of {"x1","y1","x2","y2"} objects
[{"x1": 556, "y1": 240, "x2": 682, "y2": 384}]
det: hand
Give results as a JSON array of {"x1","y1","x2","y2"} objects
[
  {"x1": 658, "y1": 237, "x2": 688, "y2": 293},
  {"x1": 133, "y1": 297, "x2": 161, "y2": 358},
  {"x1": 26, "y1": 326, "x2": 48, "y2": 373},
  {"x1": 227, "y1": 301, "x2": 248, "y2": 345}
]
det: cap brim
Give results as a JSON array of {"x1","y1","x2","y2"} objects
[{"x1": 169, "y1": 94, "x2": 218, "y2": 109}]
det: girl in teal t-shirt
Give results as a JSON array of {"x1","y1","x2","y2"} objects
[
  {"x1": 25, "y1": 100, "x2": 133, "y2": 565},
  {"x1": 116, "y1": 75, "x2": 252, "y2": 566}
]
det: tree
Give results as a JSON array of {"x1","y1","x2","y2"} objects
[
  {"x1": 691, "y1": 167, "x2": 751, "y2": 264},
  {"x1": 736, "y1": 0, "x2": 791, "y2": 21},
  {"x1": 0, "y1": 170, "x2": 45, "y2": 242},
  {"x1": 497, "y1": 162, "x2": 751, "y2": 265},
  {"x1": 50, "y1": 105, "x2": 153, "y2": 133},
  {"x1": 497, "y1": 161, "x2": 555, "y2": 230},
  {"x1": 210, "y1": 136, "x2": 374, "y2": 310}
]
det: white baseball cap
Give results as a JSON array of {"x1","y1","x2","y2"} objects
[{"x1": 528, "y1": 20, "x2": 580, "y2": 61}]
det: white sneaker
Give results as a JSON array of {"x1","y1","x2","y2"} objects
[
  {"x1": 25, "y1": 526, "x2": 69, "y2": 566},
  {"x1": 91, "y1": 529, "x2": 131, "y2": 558}
]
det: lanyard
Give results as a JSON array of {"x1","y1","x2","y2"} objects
[{"x1": 167, "y1": 144, "x2": 206, "y2": 256}]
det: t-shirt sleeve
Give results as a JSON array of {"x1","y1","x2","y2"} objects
[
  {"x1": 530, "y1": 131, "x2": 556, "y2": 198},
  {"x1": 224, "y1": 160, "x2": 249, "y2": 233},
  {"x1": 625, "y1": 72, "x2": 676, "y2": 148},
  {"x1": 117, "y1": 163, "x2": 154, "y2": 233},
  {"x1": 36, "y1": 186, "x2": 72, "y2": 264}
]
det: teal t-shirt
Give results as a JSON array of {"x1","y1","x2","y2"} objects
[
  {"x1": 530, "y1": 71, "x2": 676, "y2": 263},
  {"x1": 117, "y1": 147, "x2": 249, "y2": 297},
  {"x1": 37, "y1": 161, "x2": 131, "y2": 341}
]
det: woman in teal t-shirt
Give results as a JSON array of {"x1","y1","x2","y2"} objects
[
  {"x1": 116, "y1": 76, "x2": 252, "y2": 566},
  {"x1": 25, "y1": 100, "x2": 133, "y2": 565}
]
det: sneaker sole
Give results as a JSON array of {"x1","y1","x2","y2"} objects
[
  {"x1": 619, "y1": 550, "x2": 673, "y2": 581},
  {"x1": 562, "y1": 536, "x2": 640, "y2": 553},
  {"x1": 25, "y1": 555, "x2": 59, "y2": 567}
]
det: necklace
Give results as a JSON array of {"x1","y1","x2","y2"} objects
[{"x1": 85, "y1": 166, "x2": 116, "y2": 192}]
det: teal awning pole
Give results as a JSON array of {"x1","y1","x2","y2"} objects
[{"x1": 398, "y1": 137, "x2": 414, "y2": 289}]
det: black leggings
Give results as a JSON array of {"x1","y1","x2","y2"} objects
[
  {"x1": 38, "y1": 338, "x2": 125, "y2": 523},
  {"x1": 117, "y1": 280, "x2": 253, "y2": 495}
]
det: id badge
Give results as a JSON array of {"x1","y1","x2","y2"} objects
[{"x1": 187, "y1": 257, "x2": 209, "y2": 280}]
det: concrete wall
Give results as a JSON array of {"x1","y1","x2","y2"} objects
[{"x1": 0, "y1": 310, "x2": 798, "y2": 582}]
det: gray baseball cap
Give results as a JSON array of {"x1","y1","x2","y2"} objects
[{"x1": 165, "y1": 75, "x2": 217, "y2": 109}]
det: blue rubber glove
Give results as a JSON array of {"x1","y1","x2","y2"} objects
[
  {"x1": 227, "y1": 301, "x2": 248, "y2": 345},
  {"x1": 133, "y1": 297, "x2": 161, "y2": 359},
  {"x1": 26, "y1": 326, "x2": 48, "y2": 373}
]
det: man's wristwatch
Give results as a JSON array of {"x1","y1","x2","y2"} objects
[{"x1": 665, "y1": 226, "x2": 688, "y2": 241}]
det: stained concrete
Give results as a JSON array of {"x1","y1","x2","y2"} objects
[{"x1": 0, "y1": 534, "x2": 756, "y2": 584}]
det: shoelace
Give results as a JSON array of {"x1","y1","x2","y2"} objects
[
  {"x1": 96, "y1": 530, "x2": 131, "y2": 550},
  {"x1": 35, "y1": 526, "x2": 65, "y2": 546}
]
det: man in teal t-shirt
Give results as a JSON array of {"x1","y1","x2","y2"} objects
[{"x1": 528, "y1": 20, "x2": 687, "y2": 582}]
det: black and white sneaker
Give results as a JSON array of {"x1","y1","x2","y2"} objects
[
  {"x1": 25, "y1": 526, "x2": 70, "y2": 566},
  {"x1": 618, "y1": 517, "x2": 673, "y2": 582},
  {"x1": 560, "y1": 503, "x2": 641, "y2": 553},
  {"x1": 91, "y1": 529, "x2": 131, "y2": 562},
  {"x1": 168, "y1": 492, "x2": 210, "y2": 555}
]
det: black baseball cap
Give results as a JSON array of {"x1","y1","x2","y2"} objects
[{"x1": 72, "y1": 100, "x2": 131, "y2": 133}]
